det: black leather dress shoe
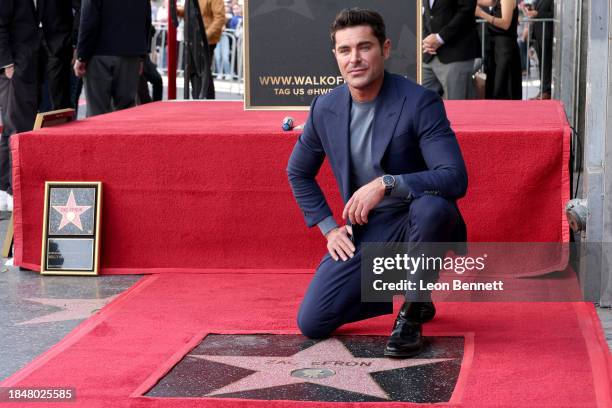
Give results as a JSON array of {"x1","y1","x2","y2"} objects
[{"x1": 384, "y1": 302, "x2": 430, "y2": 358}]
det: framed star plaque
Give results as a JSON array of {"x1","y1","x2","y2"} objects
[{"x1": 40, "y1": 182, "x2": 102, "y2": 276}]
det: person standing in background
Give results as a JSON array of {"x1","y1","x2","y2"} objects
[
  {"x1": 227, "y1": 3, "x2": 242, "y2": 79},
  {"x1": 525, "y1": 0, "x2": 553, "y2": 99},
  {"x1": 228, "y1": 3, "x2": 242, "y2": 29},
  {"x1": 178, "y1": 0, "x2": 225, "y2": 99},
  {"x1": 38, "y1": 0, "x2": 81, "y2": 111},
  {"x1": 421, "y1": 0, "x2": 481, "y2": 99},
  {"x1": 74, "y1": 0, "x2": 151, "y2": 117},
  {"x1": 0, "y1": 0, "x2": 40, "y2": 211},
  {"x1": 476, "y1": 0, "x2": 522, "y2": 99},
  {"x1": 214, "y1": 3, "x2": 233, "y2": 81}
]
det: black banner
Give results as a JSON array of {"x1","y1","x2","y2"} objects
[{"x1": 245, "y1": 0, "x2": 420, "y2": 109}]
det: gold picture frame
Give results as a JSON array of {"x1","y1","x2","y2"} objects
[{"x1": 40, "y1": 181, "x2": 102, "y2": 276}]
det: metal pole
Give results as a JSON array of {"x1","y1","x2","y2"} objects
[
  {"x1": 582, "y1": 0, "x2": 612, "y2": 305},
  {"x1": 540, "y1": 22, "x2": 545, "y2": 97},
  {"x1": 526, "y1": 19, "x2": 531, "y2": 98},
  {"x1": 168, "y1": 0, "x2": 177, "y2": 100},
  {"x1": 481, "y1": 20, "x2": 485, "y2": 73}
]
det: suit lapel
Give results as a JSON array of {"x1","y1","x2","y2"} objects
[
  {"x1": 328, "y1": 85, "x2": 352, "y2": 202},
  {"x1": 372, "y1": 72, "x2": 404, "y2": 169}
]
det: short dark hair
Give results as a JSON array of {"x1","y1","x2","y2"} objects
[{"x1": 330, "y1": 8, "x2": 387, "y2": 49}]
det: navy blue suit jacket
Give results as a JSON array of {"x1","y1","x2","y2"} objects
[
  {"x1": 77, "y1": 0, "x2": 150, "y2": 61},
  {"x1": 287, "y1": 72, "x2": 468, "y2": 242}
]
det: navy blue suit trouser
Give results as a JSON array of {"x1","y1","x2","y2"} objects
[{"x1": 297, "y1": 195, "x2": 458, "y2": 339}]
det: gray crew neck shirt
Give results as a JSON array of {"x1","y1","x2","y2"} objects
[{"x1": 317, "y1": 98, "x2": 409, "y2": 235}]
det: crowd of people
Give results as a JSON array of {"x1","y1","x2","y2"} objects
[
  {"x1": 0, "y1": 0, "x2": 552, "y2": 212},
  {"x1": 0, "y1": 0, "x2": 243, "y2": 212},
  {"x1": 423, "y1": 0, "x2": 554, "y2": 101},
  {"x1": 214, "y1": 2, "x2": 243, "y2": 81},
  {"x1": 153, "y1": 0, "x2": 243, "y2": 82}
]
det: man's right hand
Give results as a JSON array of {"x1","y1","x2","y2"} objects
[
  {"x1": 73, "y1": 60, "x2": 87, "y2": 78},
  {"x1": 325, "y1": 225, "x2": 355, "y2": 262},
  {"x1": 4, "y1": 65, "x2": 14, "y2": 79}
]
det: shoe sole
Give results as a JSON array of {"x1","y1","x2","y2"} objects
[{"x1": 383, "y1": 347, "x2": 423, "y2": 358}]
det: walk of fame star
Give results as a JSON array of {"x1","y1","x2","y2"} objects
[
  {"x1": 52, "y1": 190, "x2": 91, "y2": 231},
  {"x1": 189, "y1": 338, "x2": 453, "y2": 399},
  {"x1": 17, "y1": 296, "x2": 117, "y2": 325}
]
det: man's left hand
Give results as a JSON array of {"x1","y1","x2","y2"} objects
[
  {"x1": 422, "y1": 34, "x2": 442, "y2": 54},
  {"x1": 342, "y1": 177, "x2": 385, "y2": 225}
]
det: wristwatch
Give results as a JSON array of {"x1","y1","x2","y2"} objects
[{"x1": 381, "y1": 174, "x2": 396, "y2": 196}]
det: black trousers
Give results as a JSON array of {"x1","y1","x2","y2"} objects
[
  {"x1": 40, "y1": 37, "x2": 72, "y2": 110},
  {"x1": 534, "y1": 35, "x2": 553, "y2": 94},
  {"x1": 0, "y1": 55, "x2": 39, "y2": 194},
  {"x1": 297, "y1": 195, "x2": 459, "y2": 339},
  {"x1": 84, "y1": 55, "x2": 141, "y2": 117},
  {"x1": 206, "y1": 44, "x2": 216, "y2": 100},
  {"x1": 137, "y1": 57, "x2": 163, "y2": 103},
  {"x1": 484, "y1": 35, "x2": 522, "y2": 100}
]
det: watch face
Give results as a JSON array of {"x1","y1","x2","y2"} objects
[{"x1": 383, "y1": 175, "x2": 395, "y2": 187}]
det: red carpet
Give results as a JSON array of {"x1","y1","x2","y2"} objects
[
  {"x1": 11, "y1": 100, "x2": 570, "y2": 274},
  {"x1": 1, "y1": 274, "x2": 610, "y2": 407},
  {"x1": 4, "y1": 102, "x2": 608, "y2": 406}
]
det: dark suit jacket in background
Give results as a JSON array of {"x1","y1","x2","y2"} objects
[
  {"x1": 422, "y1": 0, "x2": 481, "y2": 64},
  {"x1": 287, "y1": 72, "x2": 468, "y2": 243},
  {"x1": 0, "y1": 0, "x2": 40, "y2": 194},
  {"x1": 77, "y1": 0, "x2": 151, "y2": 61},
  {"x1": 37, "y1": 0, "x2": 81, "y2": 56},
  {"x1": 0, "y1": 0, "x2": 39, "y2": 79}
]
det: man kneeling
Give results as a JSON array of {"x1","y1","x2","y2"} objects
[{"x1": 286, "y1": 8, "x2": 468, "y2": 357}]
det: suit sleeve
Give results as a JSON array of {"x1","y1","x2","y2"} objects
[
  {"x1": 391, "y1": 90, "x2": 468, "y2": 200},
  {"x1": 536, "y1": 0, "x2": 554, "y2": 18},
  {"x1": 76, "y1": 0, "x2": 101, "y2": 61},
  {"x1": 72, "y1": 0, "x2": 81, "y2": 48},
  {"x1": 437, "y1": 0, "x2": 477, "y2": 45},
  {"x1": 0, "y1": 0, "x2": 14, "y2": 68},
  {"x1": 286, "y1": 97, "x2": 335, "y2": 228}
]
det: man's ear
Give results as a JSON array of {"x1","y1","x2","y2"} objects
[{"x1": 382, "y1": 39, "x2": 391, "y2": 59}]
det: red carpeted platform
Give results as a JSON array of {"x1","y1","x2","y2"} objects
[
  {"x1": 1, "y1": 274, "x2": 610, "y2": 407},
  {"x1": 3, "y1": 101, "x2": 610, "y2": 408},
  {"x1": 11, "y1": 100, "x2": 570, "y2": 274}
]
